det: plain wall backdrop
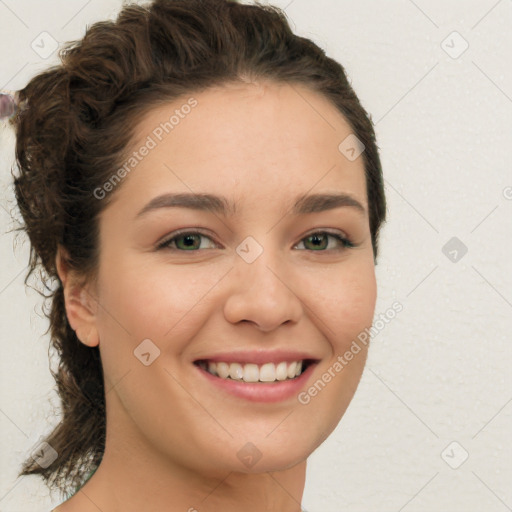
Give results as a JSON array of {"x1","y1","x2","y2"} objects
[{"x1": 1, "y1": 0, "x2": 511, "y2": 510}]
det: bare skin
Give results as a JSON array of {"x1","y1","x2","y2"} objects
[{"x1": 53, "y1": 80, "x2": 376, "y2": 511}]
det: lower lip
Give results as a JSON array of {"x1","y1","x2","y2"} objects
[{"x1": 194, "y1": 362, "x2": 318, "y2": 403}]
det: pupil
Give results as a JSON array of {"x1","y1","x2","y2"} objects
[
  {"x1": 180, "y1": 234, "x2": 199, "y2": 249},
  {"x1": 309, "y1": 234, "x2": 326, "y2": 249}
]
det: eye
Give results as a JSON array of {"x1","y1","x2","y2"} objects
[
  {"x1": 156, "y1": 230, "x2": 218, "y2": 251},
  {"x1": 294, "y1": 231, "x2": 354, "y2": 252},
  {"x1": 156, "y1": 229, "x2": 354, "y2": 252}
]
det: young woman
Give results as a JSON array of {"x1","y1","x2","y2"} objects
[{"x1": 9, "y1": 0, "x2": 386, "y2": 509}]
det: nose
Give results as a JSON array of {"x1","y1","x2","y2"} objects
[{"x1": 223, "y1": 245, "x2": 303, "y2": 332}]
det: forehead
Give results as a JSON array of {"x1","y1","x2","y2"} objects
[{"x1": 108, "y1": 81, "x2": 367, "y2": 217}]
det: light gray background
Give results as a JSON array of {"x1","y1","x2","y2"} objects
[{"x1": 1, "y1": 0, "x2": 511, "y2": 510}]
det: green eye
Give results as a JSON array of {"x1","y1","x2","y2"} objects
[
  {"x1": 294, "y1": 232, "x2": 354, "y2": 251},
  {"x1": 157, "y1": 230, "x2": 354, "y2": 252},
  {"x1": 158, "y1": 232, "x2": 217, "y2": 251}
]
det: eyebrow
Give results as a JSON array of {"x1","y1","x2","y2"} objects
[{"x1": 135, "y1": 191, "x2": 366, "y2": 219}]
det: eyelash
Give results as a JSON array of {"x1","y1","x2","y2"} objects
[{"x1": 156, "y1": 229, "x2": 356, "y2": 253}]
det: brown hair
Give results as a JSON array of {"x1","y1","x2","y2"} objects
[{"x1": 11, "y1": 0, "x2": 386, "y2": 498}]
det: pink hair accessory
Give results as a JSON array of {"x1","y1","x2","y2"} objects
[{"x1": 0, "y1": 91, "x2": 19, "y2": 119}]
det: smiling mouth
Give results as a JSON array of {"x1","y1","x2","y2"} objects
[{"x1": 194, "y1": 359, "x2": 316, "y2": 383}]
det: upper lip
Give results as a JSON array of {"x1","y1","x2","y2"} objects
[{"x1": 193, "y1": 350, "x2": 321, "y2": 365}]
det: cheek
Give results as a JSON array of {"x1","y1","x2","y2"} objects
[
  {"x1": 96, "y1": 250, "x2": 376, "y2": 370},
  {"x1": 294, "y1": 258, "x2": 376, "y2": 433},
  {"x1": 95, "y1": 259, "x2": 228, "y2": 359},
  {"x1": 304, "y1": 256, "x2": 377, "y2": 348},
  {"x1": 336, "y1": 267, "x2": 377, "y2": 342}
]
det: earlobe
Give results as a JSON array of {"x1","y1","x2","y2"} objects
[
  {"x1": 55, "y1": 246, "x2": 100, "y2": 348},
  {"x1": 73, "y1": 289, "x2": 100, "y2": 348}
]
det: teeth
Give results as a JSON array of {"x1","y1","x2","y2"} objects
[
  {"x1": 259, "y1": 362, "x2": 276, "y2": 382},
  {"x1": 199, "y1": 360, "x2": 307, "y2": 382},
  {"x1": 243, "y1": 364, "x2": 259, "y2": 383},
  {"x1": 275, "y1": 361, "x2": 288, "y2": 381},
  {"x1": 216, "y1": 362, "x2": 230, "y2": 379},
  {"x1": 230, "y1": 362, "x2": 244, "y2": 380}
]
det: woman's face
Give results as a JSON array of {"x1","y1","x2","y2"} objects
[{"x1": 85, "y1": 80, "x2": 376, "y2": 476}]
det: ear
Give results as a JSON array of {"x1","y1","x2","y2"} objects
[{"x1": 55, "y1": 245, "x2": 100, "y2": 348}]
